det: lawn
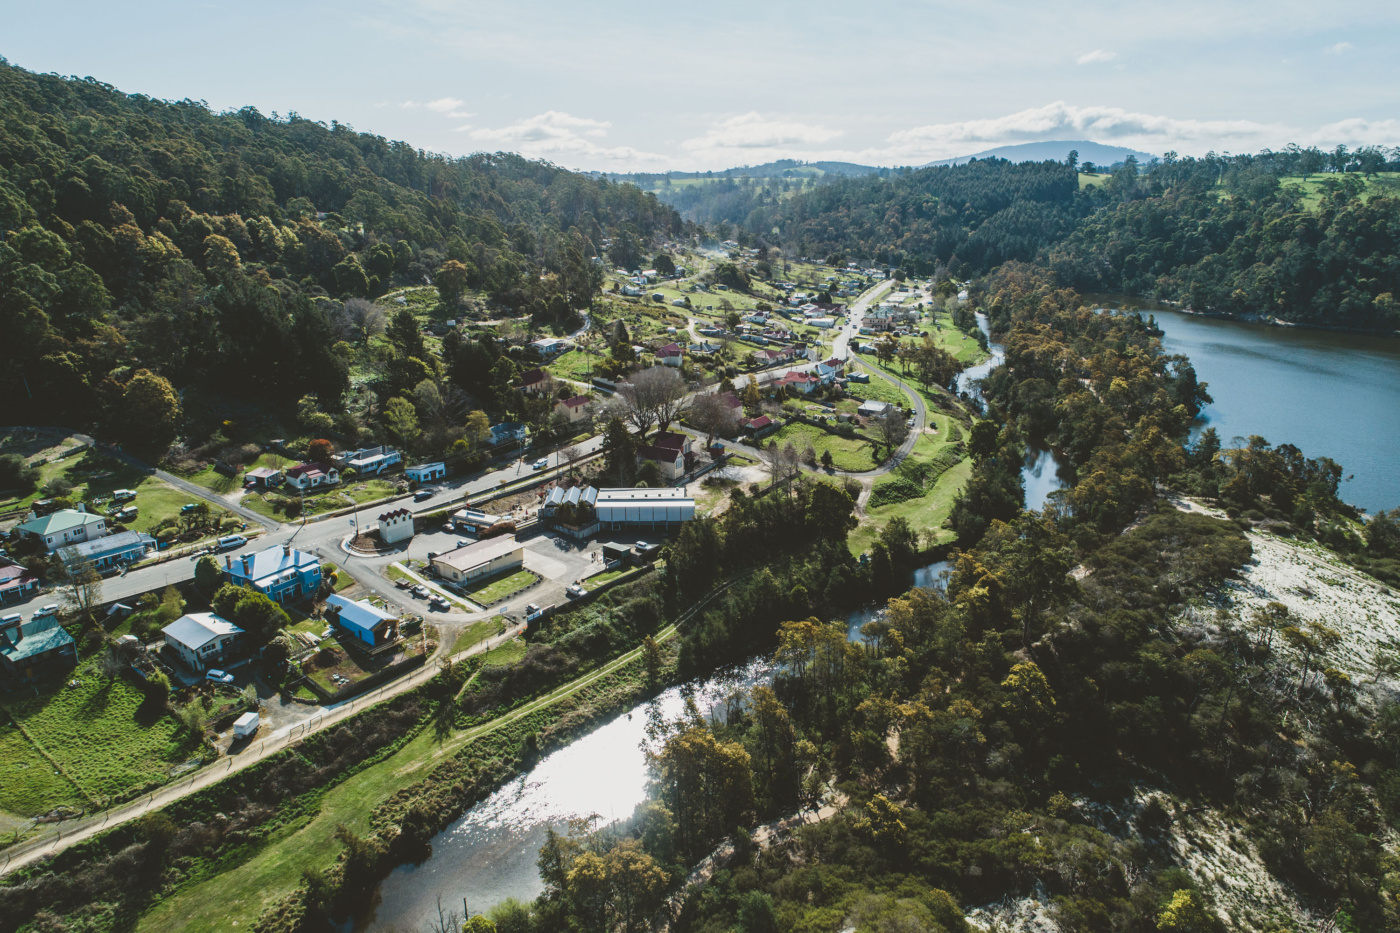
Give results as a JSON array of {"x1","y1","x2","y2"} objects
[
  {"x1": 241, "y1": 478, "x2": 398, "y2": 520},
  {"x1": 461, "y1": 568, "x2": 537, "y2": 605},
  {"x1": 849, "y1": 429, "x2": 971, "y2": 556},
  {"x1": 481, "y1": 637, "x2": 527, "y2": 668},
  {"x1": 768, "y1": 421, "x2": 879, "y2": 472},
  {"x1": 121, "y1": 480, "x2": 238, "y2": 538},
  {"x1": 450, "y1": 617, "x2": 506, "y2": 656},
  {"x1": 301, "y1": 637, "x2": 374, "y2": 692},
  {"x1": 0, "y1": 655, "x2": 206, "y2": 813},
  {"x1": 845, "y1": 370, "x2": 909, "y2": 407},
  {"x1": 182, "y1": 452, "x2": 286, "y2": 494},
  {"x1": 0, "y1": 719, "x2": 87, "y2": 819}
]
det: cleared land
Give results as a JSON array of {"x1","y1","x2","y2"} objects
[{"x1": 767, "y1": 421, "x2": 879, "y2": 472}]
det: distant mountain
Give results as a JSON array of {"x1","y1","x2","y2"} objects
[
  {"x1": 922, "y1": 140, "x2": 1156, "y2": 169},
  {"x1": 605, "y1": 158, "x2": 883, "y2": 187}
]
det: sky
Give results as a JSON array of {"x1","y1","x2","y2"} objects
[{"x1": 2, "y1": 0, "x2": 1398, "y2": 172}]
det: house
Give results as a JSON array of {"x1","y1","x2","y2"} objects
[
  {"x1": 162, "y1": 612, "x2": 243, "y2": 673},
  {"x1": 0, "y1": 615, "x2": 77, "y2": 682},
  {"x1": 777, "y1": 371, "x2": 821, "y2": 395},
  {"x1": 378, "y1": 508, "x2": 414, "y2": 545},
  {"x1": 16, "y1": 507, "x2": 108, "y2": 552},
  {"x1": 58, "y1": 530, "x2": 156, "y2": 571},
  {"x1": 405, "y1": 462, "x2": 446, "y2": 483},
  {"x1": 431, "y1": 536, "x2": 525, "y2": 584},
  {"x1": 325, "y1": 594, "x2": 398, "y2": 648},
  {"x1": 0, "y1": 559, "x2": 40, "y2": 605},
  {"x1": 489, "y1": 422, "x2": 529, "y2": 447},
  {"x1": 741, "y1": 415, "x2": 776, "y2": 439},
  {"x1": 652, "y1": 431, "x2": 693, "y2": 456},
  {"x1": 284, "y1": 462, "x2": 340, "y2": 490},
  {"x1": 224, "y1": 545, "x2": 322, "y2": 603},
  {"x1": 518, "y1": 368, "x2": 549, "y2": 396},
  {"x1": 338, "y1": 445, "x2": 401, "y2": 476},
  {"x1": 656, "y1": 343, "x2": 683, "y2": 367},
  {"x1": 636, "y1": 443, "x2": 686, "y2": 482},
  {"x1": 689, "y1": 340, "x2": 721, "y2": 355},
  {"x1": 815, "y1": 358, "x2": 846, "y2": 385},
  {"x1": 858, "y1": 399, "x2": 892, "y2": 418},
  {"x1": 554, "y1": 394, "x2": 593, "y2": 423},
  {"x1": 531, "y1": 337, "x2": 572, "y2": 358},
  {"x1": 244, "y1": 466, "x2": 284, "y2": 489},
  {"x1": 594, "y1": 488, "x2": 695, "y2": 529}
]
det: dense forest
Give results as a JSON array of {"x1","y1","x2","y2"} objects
[{"x1": 0, "y1": 58, "x2": 681, "y2": 444}]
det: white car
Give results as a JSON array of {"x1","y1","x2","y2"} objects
[
  {"x1": 566, "y1": 583, "x2": 587, "y2": 598},
  {"x1": 532, "y1": 458, "x2": 549, "y2": 470}
]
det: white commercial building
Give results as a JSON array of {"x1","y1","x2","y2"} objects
[
  {"x1": 595, "y1": 488, "x2": 695, "y2": 529},
  {"x1": 431, "y1": 535, "x2": 525, "y2": 584},
  {"x1": 378, "y1": 507, "x2": 414, "y2": 545}
]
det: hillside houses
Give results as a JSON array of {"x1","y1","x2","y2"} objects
[
  {"x1": 15, "y1": 507, "x2": 108, "y2": 552},
  {"x1": 0, "y1": 615, "x2": 77, "y2": 682},
  {"x1": 285, "y1": 462, "x2": 340, "y2": 490}
]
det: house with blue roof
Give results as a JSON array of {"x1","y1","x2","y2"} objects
[
  {"x1": 0, "y1": 615, "x2": 77, "y2": 682},
  {"x1": 224, "y1": 545, "x2": 322, "y2": 603},
  {"x1": 325, "y1": 594, "x2": 398, "y2": 648}
]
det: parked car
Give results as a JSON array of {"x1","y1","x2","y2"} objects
[
  {"x1": 411, "y1": 584, "x2": 429, "y2": 598},
  {"x1": 524, "y1": 604, "x2": 548, "y2": 623},
  {"x1": 217, "y1": 534, "x2": 246, "y2": 550},
  {"x1": 206, "y1": 669, "x2": 235, "y2": 684},
  {"x1": 180, "y1": 503, "x2": 198, "y2": 514},
  {"x1": 394, "y1": 577, "x2": 411, "y2": 589},
  {"x1": 566, "y1": 583, "x2": 587, "y2": 598},
  {"x1": 32, "y1": 605, "x2": 59, "y2": 619},
  {"x1": 413, "y1": 488, "x2": 435, "y2": 502},
  {"x1": 429, "y1": 595, "x2": 449, "y2": 610},
  {"x1": 532, "y1": 458, "x2": 549, "y2": 470}
]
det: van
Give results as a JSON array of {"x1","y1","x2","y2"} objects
[
  {"x1": 112, "y1": 488, "x2": 137, "y2": 502},
  {"x1": 33, "y1": 605, "x2": 59, "y2": 619},
  {"x1": 217, "y1": 534, "x2": 246, "y2": 550},
  {"x1": 1, "y1": 613, "x2": 21, "y2": 627},
  {"x1": 114, "y1": 506, "x2": 138, "y2": 522}
]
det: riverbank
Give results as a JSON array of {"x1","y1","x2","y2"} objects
[{"x1": 1081, "y1": 292, "x2": 1400, "y2": 338}]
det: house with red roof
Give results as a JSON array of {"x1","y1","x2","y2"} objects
[
  {"x1": 777, "y1": 370, "x2": 821, "y2": 395},
  {"x1": 636, "y1": 443, "x2": 686, "y2": 481},
  {"x1": 554, "y1": 394, "x2": 594, "y2": 423},
  {"x1": 519, "y1": 368, "x2": 549, "y2": 396},
  {"x1": 285, "y1": 462, "x2": 340, "y2": 490},
  {"x1": 741, "y1": 415, "x2": 776, "y2": 439},
  {"x1": 656, "y1": 342, "x2": 684, "y2": 367}
]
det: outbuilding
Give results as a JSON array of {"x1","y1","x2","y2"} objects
[
  {"x1": 325, "y1": 594, "x2": 398, "y2": 647},
  {"x1": 378, "y1": 508, "x2": 414, "y2": 545}
]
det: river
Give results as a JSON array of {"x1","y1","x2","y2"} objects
[
  {"x1": 342, "y1": 660, "x2": 774, "y2": 932},
  {"x1": 1088, "y1": 299, "x2": 1400, "y2": 514}
]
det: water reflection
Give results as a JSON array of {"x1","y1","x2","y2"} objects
[
  {"x1": 847, "y1": 561, "x2": 951, "y2": 643},
  {"x1": 345, "y1": 660, "x2": 773, "y2": 931},
  {"x1": 1023, "y1": 446, "x2": 1069, "y2": 512}
]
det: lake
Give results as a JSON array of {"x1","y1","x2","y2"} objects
[{"x1": 1088, "y1": 297, "x2": 1400, "y2": 514}]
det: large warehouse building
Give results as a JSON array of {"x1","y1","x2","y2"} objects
[
  {"x1": 595, "y1": 488, "x2": 694, "y2": 529},
  {"x1": 431, "y1": 535, "x2": 525, "y2": 584}
]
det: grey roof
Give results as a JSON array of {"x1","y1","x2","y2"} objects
[
  {"x1": 162, "y1": 613, "x2": 243, "y2": 651},
  {"x1": 59, "y1": 530, "x2": 155, "y2": 562}
]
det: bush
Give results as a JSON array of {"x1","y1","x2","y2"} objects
[{"x1": 0, "y1": 453, "x2": 40, "y2": 493}]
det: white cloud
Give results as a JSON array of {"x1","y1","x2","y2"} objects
[
  {"x1": 401, "y1": 97, "x2": 474, "y2": 119},
  {"x1": 1324, "y1": 41, "x2": 1354, "y2": 54},
  {"x1": 1076, "y1": 49, "x2": 1117, "y2": 65},
  {"x1": 679, "y1": 113, "x2": 844, "y2": 165},
  {"x1": 1313, "y1": 116, "x2": 1400, "y2": 146},
  {"x1": 869, "y1": 102, "x2": 1294, "y2": 162},
  {"x1": 466, "y1": 111, "x2": 668, "y2": 170}
]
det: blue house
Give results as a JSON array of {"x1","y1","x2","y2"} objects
[
  {"x1": 325, "y1": 594, "x2": 398, "y2": 647},
  {"x1": 58, "y1": 530, "x2": 156, "y2": 571},
  {"x1": 224, "y1": 545, "x2": 321, "y2": 603}
]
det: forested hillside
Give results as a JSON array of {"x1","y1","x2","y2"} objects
[{"x1": 0, "y1": 59, "x2": 680, "y2": 443}]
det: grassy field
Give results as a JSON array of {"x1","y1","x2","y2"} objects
[
  {"x1": 461, "y1": 568, "x2": 537, "y2": 604},
  {"x1": 480, "y1": 637, "x2": 527, "y2": 667},
  {"x1": 0, "y1": 655, "x2": 205, "y2": 815},
  {"x1": 182, "y1": 452, "x2": 287, "y2": 494},
  {"x1": 1275, "y1": 172, "x2": 1400, "y2": 209},
  {"x1": 450, "y1": 617, "x2": 506, "y2": 655},
  {"x1": 849, "y1": 425, "x2": 969, "y2": 556},
  {"x1": 0, "y1": 719, "x2": 87, "y2": 819},
  {"x1": 768, "y1": 421, "x2": 879, "y2": 472},
  {"x1": 1078, "y1": 172, "x2": 1113, "y2": 188}
]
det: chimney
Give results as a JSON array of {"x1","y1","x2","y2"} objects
[
  {"x1": 283, "y1": 544, "x2": 291, "y2": 558},
  {"x1": 225, "y1": 555, "x2": 231, "y2": 569},
  {"x1": 241, "y1": 554, "x2": 251, "y2": 574}
]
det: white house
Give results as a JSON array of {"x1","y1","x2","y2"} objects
[
  {"x1": 656, "y1": 343, "x2": 683, "y2": 367},
  {"x1": 338, "y1": 445, "x2": 401, "y2": 475},
  {"x1": 378, "y1": 507, "x2": 414, "y2": 545},
  {"x1": 405, "y1": 462, "x2": 446, "y2": 483},
  {"x1": 162, "y1": 612, "x2": 244, "y2": 673},
  {"x1": 16, "y1": 507, "x2": 108, "y2": 552},
  {"x1": 531, "y1": 337, "x2": 572, "y2": 358},
  {"x1": 284, "y1": 462, "x2": 340, "y2": 490},
  {"x1": 858, "y1": 399, "x2": 892, "y2": 418}
]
